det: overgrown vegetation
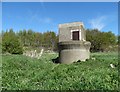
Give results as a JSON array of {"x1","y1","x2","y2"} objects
[
  {"x1": 2, "y1": 52, "x2": 118, "y2": 90},
  {"x1": 2, "y1": 29, "x2": 23, "y2": 54},
  {"x1": 2, "y1": 29, "x2": 58, "y2": 53},
  {"x1": 1, "y1": 28, "x2": 119, "y2": 90},
  {"x1": 2, "y1": 28, "x2": 119, "y2": 54},
  {"x1": 86, "y1": 29, "x2": 118, "y2": 52}
]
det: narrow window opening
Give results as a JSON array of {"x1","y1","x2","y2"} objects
[{"x1": 72, "y1": 31, "x2": 79, "y2": 40}]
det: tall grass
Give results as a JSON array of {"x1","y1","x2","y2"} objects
[{"x1": 2, "y1": 52, "x2": 118, "y2": 90}]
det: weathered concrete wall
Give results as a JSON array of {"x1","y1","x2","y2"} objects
[
  {"x1": 59, "y1": 41, "x2": 91, "y2": 64},
  {"x1": 58, "y1": 22, "x2": 91, "y2": 64},
  {"x1": 59, "y1": 22, "x2": 86, "y2": 42},
  {"x1": 59, "y1": 27, "x2": 71, "y2": 42}
]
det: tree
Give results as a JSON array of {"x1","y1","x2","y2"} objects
[
  {"x1": 43, "y1": 31, "x2": 57, "y2": 50},
  {"x1": 100, "y1": 31, "x2": 116, "y2": 51},
  {"x1": 86, "y1": 29, "x2": 102, "y2": 52},
  {"x1": 117, "y1": 35, "x2": 120, "y2": 45},
  {"x1": 54, "y1": 34, "x2": 59, "y2": 51},
  {"x1": 86, "y1": 29, "x2": 116, "y2": 52},
  {"x1": 2, "y1": 29, "x2": 23, "y2": 54},
  {"x1": 34, "y1": 32, "x2": 43, "y2": 47}
]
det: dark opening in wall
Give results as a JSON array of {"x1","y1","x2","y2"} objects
[{"x1": 72, "y1": 31, "x2": 79, "y2": 40}]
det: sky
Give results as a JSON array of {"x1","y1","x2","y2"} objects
[{"x1": 2, "y1": 2, "x2": 118, "y2": 35}]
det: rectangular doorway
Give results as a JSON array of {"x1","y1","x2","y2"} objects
[{"x1": 72, "y1": 31, "x2": 79, "y2": 40}]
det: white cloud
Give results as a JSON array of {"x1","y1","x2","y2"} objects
[
  {"x1": 89, "y1": 16, "x2": 106, "y2": 30},
  {"x1": 29, "y1": 14, "x2": 53, "y2": 24},
  {"x1": 43, "y1": 17, "x2": 52, "y2": 23}
]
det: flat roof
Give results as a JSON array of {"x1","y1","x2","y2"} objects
[{"x1": 59, "y1": 22, "x2": 84, "y2": 28}]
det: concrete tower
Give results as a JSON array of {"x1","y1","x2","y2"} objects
[{"x1": 58, "y1": 22, "x2": 91, "y2": 64}]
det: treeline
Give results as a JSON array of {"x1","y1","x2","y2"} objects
[
  {"x1": 86, "y1": 29, "x2": 118, "y2": 52},
  {"x1": 1, "y1": 28, "x2": 119, "y2": 54},
  {"x1": 2, "y1": 29, "x2": 58, "y2": 54},
  {"x1": 18, "y1": 29, "x2": 58, "y2": 50}
]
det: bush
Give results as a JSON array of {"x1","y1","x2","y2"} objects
[{"x1": 2, "y1": 29, "x2": 23, "y2": 54}]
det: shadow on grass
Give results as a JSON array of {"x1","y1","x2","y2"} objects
[{"x1": 52, "y1": 57, "x2": 60, "y2": 64}]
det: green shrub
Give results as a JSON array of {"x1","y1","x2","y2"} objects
[{"x1": 2, "y1": 29, "x2": 23, "y2": 54}]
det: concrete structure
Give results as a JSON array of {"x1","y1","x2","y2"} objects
[{"x1": 58, "y1": 22, "x2": 91, "y2": 64}]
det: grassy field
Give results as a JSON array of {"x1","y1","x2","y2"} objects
[{"x1": 2, "y1": 52, "x2": 119, "y2": 90}]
